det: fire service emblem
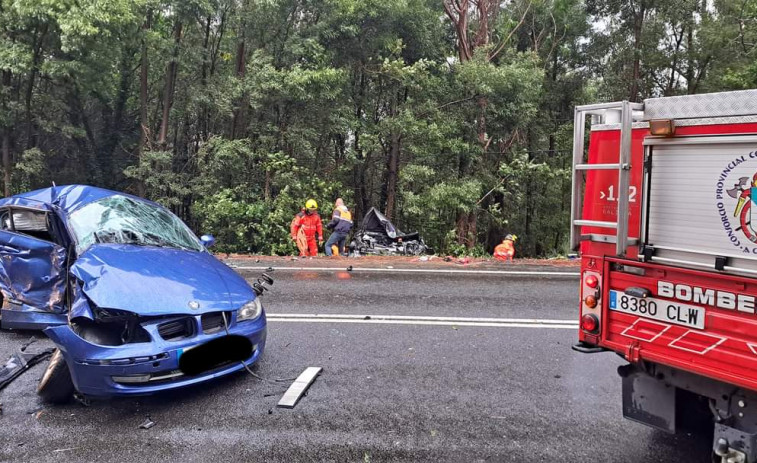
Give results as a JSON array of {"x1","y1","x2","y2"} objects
[{"x1": 716, "y1": 151, "x2": 757, "y2": 251}]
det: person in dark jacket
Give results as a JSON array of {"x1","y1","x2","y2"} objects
[{"x1": 325, "y1": 198, "x2": 353, "y2": 256}]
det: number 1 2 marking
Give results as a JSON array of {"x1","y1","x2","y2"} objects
[{"x1": 603, "y1": 185, "x2": 637, "y2": 203}]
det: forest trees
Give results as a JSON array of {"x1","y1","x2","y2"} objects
[{"x1": 0, "y1": 0, "x2": 755, "y2": 255}]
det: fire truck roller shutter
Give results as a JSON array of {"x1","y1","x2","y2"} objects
[{"x1": 643, "y1": 135, "x2": 757, "y2": 276}]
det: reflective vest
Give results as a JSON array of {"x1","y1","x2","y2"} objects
[{"x1": 328, "y1": 205, "x2": 353, "y2": 233}]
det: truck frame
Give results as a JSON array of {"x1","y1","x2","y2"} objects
[{"x1": 571, "y1": 89, "x2": 757, "y2": 463}]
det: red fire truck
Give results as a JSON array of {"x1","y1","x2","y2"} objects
[{"x1": 571, "y1": 89, "x2": 757, "y2": 462}]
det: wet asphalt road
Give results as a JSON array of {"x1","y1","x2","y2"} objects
[{"x1": 0, "y1": 268, "x2": 712, "y2": 462}]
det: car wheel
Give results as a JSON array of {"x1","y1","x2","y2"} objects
[{"x1": 37, "y1": 348, "x2": 75, "y2": 404}]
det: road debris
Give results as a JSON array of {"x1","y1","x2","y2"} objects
[
  {"x1": 277, "y1": 367, "x2": 322, "y2": 409},
  {"x1": 139, "y1": 416, "x2": 155, "y2": 429},
  {"x1": 20, "y1": 337, "x2": 38, "y2": 352},
  {"x1": 52, "y1": 447, "x2": 78, "y2": 453},
  {"x1": 350, "y1": 207, "x2": 430, "y2": 256},
  {"x1": 0, "y1": 348, "x2": 54, "y2": 392},
  {"x1": 73, "y1": 393, "x2": 90, "y2": 407}
]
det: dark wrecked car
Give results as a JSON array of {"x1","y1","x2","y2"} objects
[
  {"x1": 0, "y1": 185, "x2": 266, "y2": 402},
  {"x1": 350, "y1": 207, "x2": 431, "y2": 256}
]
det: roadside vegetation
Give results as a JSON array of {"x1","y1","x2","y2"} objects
[{"x1": 1, "y1": 0, "x2": 755, "y2": 256}]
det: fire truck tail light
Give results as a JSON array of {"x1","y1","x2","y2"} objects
[
  {"x1": 649, "y1": 119, "x2": 675, "y2": 136},
  {"x1": 584, "y1": 295, "x2": 598, "y2": 308},
  {"x1": 585, "y1": 275, "x2": 599, "y2": 288},
  {"x1": 581, "y1": 314, "x2": 599, "y2": 333}
]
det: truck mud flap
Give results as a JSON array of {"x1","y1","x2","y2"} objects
[
  {"x1": 619, "y1": 364, "x2": 676, "y2": 433},
  {"x1": 571, "y1": 342, "x2": 607, "y2": 354}
]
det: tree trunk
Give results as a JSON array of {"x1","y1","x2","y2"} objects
[
  {"x1": 466, "y1": 210, "x2": 477, "y2": 249},
  {"x1": 384, "y1": 131, "x2": 401, "y2": 221},
  {"x1": 2, "y1": 128, "x2": 10, "y2": 197},
  {"x1": 158, "y1": 20, "x2": 182, "y2": 147},
  {"x1": 24, "y1": 23, "x2": 48, "y2": 150},
  {"x1": 201, "y1": 14, "x2": 212, "y2": 140},
  {"x1": 629, "y1": 1, "x2": 646, "y2": 102},
  {"x1": 685, "y1": 24, "x2": 695, "y2": 93},
  {"x1": 456, "y1": 212, "x2": 469, "y2": 245},
  {"x1": 351, "y1": 69, "x2": 367, "y2": 221},
  {"x1": 477, "y1": 96, "x2": 488, "y2": 146},
  {"x1": 100, "y1": 46, "x2": 133, "y2": 185},
  {"x1": 136, "y1": 10, "x2": 152, "y2": 196},
  {"x1": 264, "y1": 170, "x2": 271, "y2": 201},
  {"x1": 230, "y1": 34, "x2": 247, "y2": 139},
  {"x1": 1, "y1": 69, "x2": 10, "y2": 196}
]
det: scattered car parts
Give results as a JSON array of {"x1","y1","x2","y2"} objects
[
  {"x1": 350, "y1": 208, "x2": 430, "y2": 256},
  {"x1": 277, "y1": 366, "x2": 322, "y2": 409},
  {"x1": 0, "y1": 348, "x2": 54, "y2": 392}
]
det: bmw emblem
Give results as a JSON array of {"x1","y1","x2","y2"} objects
[{"x1": 188, "y1": 301, "x2": 200, "y2": 310}]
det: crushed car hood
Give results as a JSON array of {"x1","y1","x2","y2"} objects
[{"x1": 70, "y1": 244, "x2": 255, "y2": 317}]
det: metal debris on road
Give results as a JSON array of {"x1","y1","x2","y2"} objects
[
  {"x1": 20, "y1": 337, "x2": 38, "y2": 352},
  {"x1": 53, "y1": 447, "x2": 79, "y2": 453},
  {"x1": 277, "y1": 367, "x2": 322, "y2": 409},
  {"x1": 0, "y1": 348, "x2": 54, "y2": 392},
  {"x1": 73, "y1": 393, "x2": 90, "y2": 407},
  {"x1": 139, "y1": 417, "x2": 155, "y2": 429}
]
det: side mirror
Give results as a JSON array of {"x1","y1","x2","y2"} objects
[{"x1": 200, "y1": 234, "x2": 216, "y2": 248}]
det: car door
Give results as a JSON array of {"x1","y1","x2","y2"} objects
[{"x1": 0, "y1": 206, "x2": 68, "y2": 318}]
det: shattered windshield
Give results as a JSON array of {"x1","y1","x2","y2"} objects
[{"x1": 68, "y1": 195, "x2": 204, "y2": 253}]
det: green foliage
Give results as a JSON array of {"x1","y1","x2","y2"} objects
[
  {"x1": 0, "y1": 0, "x2": 754, "y2": 256},
  {"x1": 12, "y1": 148, "x2": 48, "y2": 192}
]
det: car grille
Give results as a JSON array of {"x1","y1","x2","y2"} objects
[
  {"x1": 157, "y1": 318, "x2": 195, "y2": 341},
  {"x1": 201, "y1": 311, "x2": 231, "y2": 334}
]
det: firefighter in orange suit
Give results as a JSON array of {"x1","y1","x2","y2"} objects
[
  {"x1": 290, "y1": 208, "x2": 309, "y2": 256},
  {"x1": 494, "y1": 234, "x2": 517, "y2": 261},
  {"x1": 291, "y1": 199, "x2": 323, "y2": 256}
]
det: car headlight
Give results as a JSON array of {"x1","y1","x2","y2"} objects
[{"x1": 237, "y1": 298, "x2": 262, "y2": 321}]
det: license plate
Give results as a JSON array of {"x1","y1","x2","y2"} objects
[
  {"x1": 178, "y1": 335, "x2": 253, "y2": 376},
  {"x1": 609, "y1": 290, "x2": 705, "y2": 329}
]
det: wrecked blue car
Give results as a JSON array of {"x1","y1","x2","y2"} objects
[{"x1": 0, "y1": 185, "x2": 266, "y2": 402}]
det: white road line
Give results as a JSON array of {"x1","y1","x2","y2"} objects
[
  {"x1": 267, "y1": 313, "x2": 576, "y2": 324},
  {"x1": 231, "y1": 265, "x2": 579, "y2": 276},
  {"x1": 268, "y1": 318, "x2": 577, "y2": 329},
  {"x1": 265, "y1": 313, "x2": 578, "y2": 329}
]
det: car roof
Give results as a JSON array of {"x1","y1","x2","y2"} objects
[{"x1": 0, "y1": 185, "x2": 157, "y2": 215}]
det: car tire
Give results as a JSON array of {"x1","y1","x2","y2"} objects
[{"x1": 37, "y1": 348, "x2": 75, "y2": 404}]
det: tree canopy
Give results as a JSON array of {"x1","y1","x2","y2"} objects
[{"x1": 1, "y1": 0, "x2": 755, "y2": 256}]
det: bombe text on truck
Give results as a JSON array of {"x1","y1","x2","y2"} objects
[{"x1": 569, "y1": 89, "x2": 757, "y2": 463}]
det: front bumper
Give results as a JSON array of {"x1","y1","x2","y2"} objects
[{"x1": 44, "y1": 312, "x2": 267, "y2": 397}]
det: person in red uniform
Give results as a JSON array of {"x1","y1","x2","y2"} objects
[
  {"x1": 290, "y1": 208, "x2": 308, "y2": 256},
  {"x1": 494, "y1": 234, "x2": 517, "y2": 261},
  {"x1": 291, "y1": 199, "x2": 323, "y2": 256}
]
